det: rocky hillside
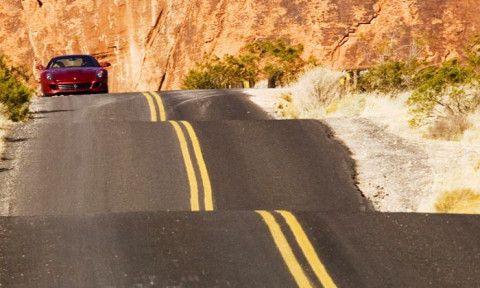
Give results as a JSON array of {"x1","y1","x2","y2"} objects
[{"x1": 1, "y1": 0, "x2": 479, "y2": 92}]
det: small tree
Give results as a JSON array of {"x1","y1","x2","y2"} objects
[
  {"x1": 407, "y1": 59, "x2": 480, "y2": 128},
  {"x1": 182, "y1": 55, "x2": 225, "y2": 90},
  {"x1": 0, "y1": 56, "x2": 32, "y2": 121},
  {"x1": 244, "y1": 39, "x2": 306, "y2": 87},
  {"x1": 356, "y1": 59, "x2": 425, "y2": 93}
]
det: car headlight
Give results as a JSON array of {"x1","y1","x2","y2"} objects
[
  {"x1": 46, "y1": 73, "x2": 54, "y2": 81},
  {"x1": 96, "y1": 70, "x2": 105, "y2": 78}
]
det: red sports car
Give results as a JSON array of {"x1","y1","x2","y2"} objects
[{"x1": 36, "y1": 55, "x2": 111, "y2": 96}]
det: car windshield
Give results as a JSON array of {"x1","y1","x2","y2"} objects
[{"x1": 47, "y1": 56, "x2": 100, "y2": 69}]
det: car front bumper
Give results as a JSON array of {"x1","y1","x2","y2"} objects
[{"x1": 41, "y1": 81, "x2": 108, "y2": 96}]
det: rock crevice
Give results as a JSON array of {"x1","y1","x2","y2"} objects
[{"x1": 331, "y1": 1, "x2": 384, "y2": 66}]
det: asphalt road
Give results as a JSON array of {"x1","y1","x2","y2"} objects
[{"x1": 0, "y1": 89, "x2": 479, "y2": 287}]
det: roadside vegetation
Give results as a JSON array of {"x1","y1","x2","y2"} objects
[
  {"x1": 273, "y1": 41, "x2": 480, "y2": 214},
  {"x1": 435, "y1": 189, "x2": 480, "y2": 214},
  {"x1": 0, "y1": 55, "x2": 32, "y2": 161},
  {"x1": 0, "y1": 55, "x2": 32, "y2": 122},
  {"x1": 182, "y1": 39, "x2": 315, "y2": 90}
]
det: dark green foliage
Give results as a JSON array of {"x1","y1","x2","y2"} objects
[
  {"x1": 0, "y1": 56, "x2": 32, "y2": 121},
  {"x1": 182, "y1": 53, "x2": 256, "y2": 90},
  {"x1": 356, "y1": 59, "x2": 425, "y2": 93},
  {"x1": 244, "y1": 39, "x2": 306, "y2": 87},
  {"x1": 407, "y1": 60, "x2": 480, "y2": 127},
  {"x1": 182, "y1": 55, "x2": 224, "y2": 90},
  {"x1": 182, "y1": 40, "x2": 311, "y2": 89}
]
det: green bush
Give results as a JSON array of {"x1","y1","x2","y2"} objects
[
  {"x1": 182, "y1": 39, "x2": 311, "y2": 89},
  {"x1": 407, "y1": 60, "x2": 480, "y2": 128},
  {"x1": 356, "y1": 59, "x2": 425, "y2": 93},
  {"x1": 182, "y1": 55, "x2": 225, "y2": 90},
  {"x1": 357, "y1": 56, "x2": 480, "y2": 138},
  {"x1": 244, "y1": 39, "x2": 307, "y2": 87},
  {"x1": 182, "y1": 54, "x2": 255, "y2": 90},
  {"x1": 0, "y1": 56, "x2": 32, "y2": 121}
]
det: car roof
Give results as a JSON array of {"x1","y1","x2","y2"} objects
[{"x1": 51, "y1": 54, "x2": 95, "y2": 59}]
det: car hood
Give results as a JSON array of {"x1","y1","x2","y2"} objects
[{"x1": 45, "y1": 68, "x2": 101, "y2": 82}]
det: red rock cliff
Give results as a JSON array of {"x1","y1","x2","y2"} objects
[{"x1": 1, "y1": 0, "x2": 479, "y2": 92}]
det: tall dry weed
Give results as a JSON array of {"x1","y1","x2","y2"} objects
[{"x1": 284, "y1": 67, "x2": 344, "y2": 118}]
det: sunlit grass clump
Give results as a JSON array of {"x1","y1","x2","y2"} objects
[
  {"x1": 435, "y1": 189, "x2": 480, "y2": 214},
  {"x1": 274, "y1": 92, "x2": 299, "y2": 119},
  {"x1": 275, "y1": 67, "x2": 344, "y2": 119}
]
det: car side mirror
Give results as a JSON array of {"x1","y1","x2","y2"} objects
[
  {"x1": 100, "y1": 62, "x2": 111, "y2": 68},
  {"x1": 36, "y1": 64, "x2": 45, "y2": 70}
]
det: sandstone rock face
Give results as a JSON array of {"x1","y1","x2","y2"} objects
[
  {"x1": 2, "y1": 0, "x2": 480, "y2": 92},
  {"x1": 0, "y1": 1, "x2": 32, "y2": 66},
  {"x1": 18, "y1": 0, "x2": 165, "y2": 92}
]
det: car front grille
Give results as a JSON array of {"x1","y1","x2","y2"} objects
[{"x1": 58, "y1": 83, "x2": 91, "y2": 90}]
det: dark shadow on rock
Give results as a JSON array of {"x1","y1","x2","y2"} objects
[
  {"x1": 5, "y1": 137, "x2": 28, "y2": 143},
  {"x1": 0, "y1": 167, "x2": 12, "y2": 173}
]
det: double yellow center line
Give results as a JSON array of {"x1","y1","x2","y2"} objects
[
  {"x1": 142, "y1": 91, "x2": 213, "y2": 211},
  {"x1": 142, "y1": 91, "x2": 166, "y2": 122},
  {"x1": 142, "y1": 92, "x2": 334, "y2": 286},
  {"x1": 257, "y1": 210, "x2": 337, "y2": 288},
  {"x1": 170, "y1": 121, "x2": 213, "y2": 211}
]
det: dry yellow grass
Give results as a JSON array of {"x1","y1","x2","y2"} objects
[
  {"x1": 285, "y1": 67, "x2": 344, "y2": 118},
  {"x1": 274, "y1": 92, "x2": 299, "y2": 119},
  {"x1": 435, "y1": 189, "x2": 480, "y2": 214}
]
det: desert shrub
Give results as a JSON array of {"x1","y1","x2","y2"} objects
[
  {"x1": 292, "y1": 67, "x2": 344, "y2": 107},
  {"x1": 352, "y1": 54, "x2": 480, "y2": 139},
  {"x1": 182, "y1": 55, "x2": 226, "y2": 90},
  {"x1": 407, "y1": 60, "x2": 480, "y2": 129},
  {"x1": 435, "y1": 188, "x2": 480, "y2": 214},
  {"x1": 244, "y1": 39, "x2": 308, "y2": 87},
  {"x1": 275, "y1": 67, "x2": 344, "y2": 118},
  {"x1": 356, "y1": 59, "x2": 425, "y2": 93},
  {"x1": 183, "y1": 39, "x2": 311, "y2": 89},
  {"x1": 274, "y1": 92, "x2": 299, "y2": 119},
  {"x1": 0, "y1": 56, "x2": 32, "y2": 121},
  {"x1": 183, "y1": 53, "x2": 258, "y2": 90}
]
